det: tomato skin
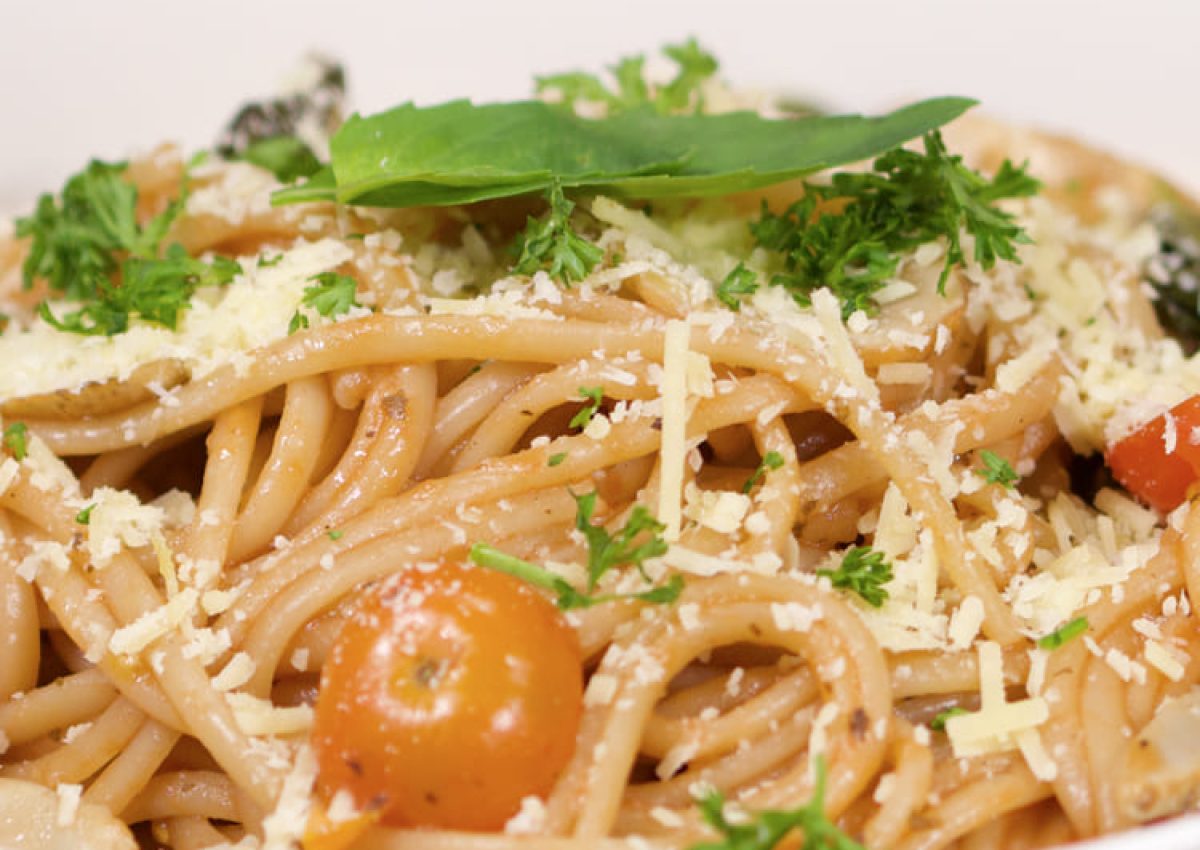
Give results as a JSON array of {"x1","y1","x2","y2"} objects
[
  {"x1": 312, "y1": 563, "x2": 583, "y2": 831},
  {"x1": 1107, "y1": 395, "x2": 1200, "y2": 513}
]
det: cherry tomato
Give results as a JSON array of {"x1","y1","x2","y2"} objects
[
  {"x1": 312, "y1": 562, "x2": 583, "y2": 831},
  {"x1": 1107, "y1": 394, "x2": 1200, "y2": 513}
]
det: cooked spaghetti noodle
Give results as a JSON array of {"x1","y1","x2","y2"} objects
[{"x1": 1, "y1": 94, "x2": 1199, "y2": 850}]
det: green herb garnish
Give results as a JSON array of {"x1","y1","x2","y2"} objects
[
  {"x1": 548, "y1": 452, "x2": 568, "y2": 467},
  {"x1": 574, "y1": 490, "x2": 669, "y2": 589},
  {"x1": 569, "y1": 386, "x2": 605, "y2": 430},
  {"x1": 2, "y1": 422, "x2": 28, "y2": 461},
  {"x1": 751, "y1": 130, "x2": 1039, "y2": 317},
  {"x1": 742, "y1": 450, "x2": 785, "y2": 494},
  {"x1": 273, "y1": 96, "x2": 974, "y2": 208},
  {"x1": 328, "y1": 530, "x2": 344, "y2": 541},
  {"x1": 930, "y1": 706, "x2": 969, "y2": 732},
  {"x1": 510, "y1": 183, "x2": 603, "y2": 284},
  {"x1": 817, "y1": 546, "x2": 893, "y2": 608},
  {"x1": 717, "y1": 262, "x2": 759, "y2": 310},
  {"x1": 537, "y1": 38, "x2": 718, "y2": 116},
  {"x1": 976, "y1": 449, "x2": 1019, "y2": 489},
  {"x1": 236, "y1": 136, "x2": 322, "y2": 183},
  {"x1": 16, "y1": 160, "x2": 241, "y2": 336},
  {"x1": 690, "y1": 755, "x2": 864, "y2": 850},
  {"x1": 288, "y1": 271, "x2": 361, "y2": 334},
  {"x1": 1037, "y1": 616, "x2": 1088, "y2": 650},
  {"x1": 76, "y1": 504, "x2": 96, "y2": 525}
]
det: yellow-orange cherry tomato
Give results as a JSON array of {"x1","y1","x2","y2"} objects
[{"x1": 312, "y1": 562, "x2": 583, "y2": 831}]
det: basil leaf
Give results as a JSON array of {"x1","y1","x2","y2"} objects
[{"x1": 274, "y1": 96, "x2": 975, "y2": 208}]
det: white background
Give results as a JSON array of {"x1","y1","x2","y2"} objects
[{"x1": 2, "y1": 0, "x2": 1199, "y2": 213}]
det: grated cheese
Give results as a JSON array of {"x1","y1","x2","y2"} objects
[
  {"x1": 108, "y1": 588, "x2": 198, "y2": 656},
  {"x1": 226, "y1": 693, "x2": 314, "y2": 736},
  {"x1": 658, "y1": 319, "x2": 690, "y2": 542},
  {"x1": 946, "y1": 642, "x2": 1050, "y2": 762},
  {"x1": 212, "y1": 652, "x2": 256, "y2": 692},
  {"x1": 54, "y1": 783, "x2": 82, "y2": 827},
  {"x1": 261, "y1": 744, "x2": 318, "y2": 850}
]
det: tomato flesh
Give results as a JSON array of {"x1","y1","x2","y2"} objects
[
  {"x1": 312, "y1": 562, "x2": 583, "y2": 831},
  {"x1": 1107, "y1": 395, "x2": 1200, "y2": 513}
]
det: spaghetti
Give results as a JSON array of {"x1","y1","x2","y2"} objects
[{"x1": 1, "y1": 88, "x2": 1199, "y2": 850}]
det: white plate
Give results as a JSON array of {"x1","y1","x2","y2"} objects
[{"x1": 3, "y1": 3, "x2": 1200, "y2": 847}]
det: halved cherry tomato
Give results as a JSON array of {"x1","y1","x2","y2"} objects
[
  {"x1": 1107, "y1": 394, "x2": 1200, "y2": 513},
  {"x1": 311, "y1": 562, "x2": 583, "y2": 832}
]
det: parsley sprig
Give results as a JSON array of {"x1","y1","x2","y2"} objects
[
  {"x1": 817, "y1": 546, "x2": 894, "y2": 608},
  {"x1": 742, "y1": 450, "x2": 785, "y2": 494},
  {"x1": 469, "y1": 491, "x2": 679, "y2": 609},
  {"x1": 976, "y1": 449, "x2": 1020, "y2": 489},
  {"x1": 2, "y1": 422, "x2": 28, "y2": 461},
  {"x1": 510, "y1": 183, "x2": 603, "y2": 284},
  {"x1": 17, "y1": 160, "x2": 242, "y2": 336},
  {"x1": 288, "y1": 272, "x2": 362, "y2": 333},
  {"x1": 690, "y1": 756, "x2": 864, "y2": 850},
  {"x1": 930, "y1": 706, "x2": 969, "y2": 732},
  {"x1": 717, "y1": 263, "x2": 759, "y2": 310},
  {"x1": 750, "y1": 130, "x2": 1040, "y2": 317},
  {"x1": 537, "y1": 38, "x2": 718, "y2": 116}
]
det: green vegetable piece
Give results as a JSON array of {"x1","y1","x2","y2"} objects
[
  {"x1": 511, "y1": 184, "x2": 603, "y2": 284},
  {"x1": 717, "y1": 262, "x2": 758, "y2": 310},
  {"x1": 3, "y1": 422, "x2": 29, "y2": 461},
  {"x1": 1037, "y1": 616, "x2": 1088, "y2": 650},
  {"x1": 573, "y1": 490, "x2": 669, "y2": 589},
  {"x1": 742, "y1": 450, "x2": 785, "y2": 493},
  {"x1": 76, "y1": 504, "x2": 96, "y2": 525},
  {"x1": 272, "y1": 97, "x2": 975, "y2": 208},
  {"x1": 818, "y1": 546, "x2": 894, "y2": 608},
  {"x1": 690, "y1": 755, "x2": 864, "y2": 850},
  {"x1": 930, "y1": 707, "x2": 969, "y2": 732},
  {"x1": 237, "y1": 136, "x2": 323, "y2": 183},
  {"x1": 569, "y1": 386, "x2": 605, "y2": 430},
  {"x1": 976, "y1": 449, "x2": 1019, "y2": 489},
  {"x1": 548, "y1": 452, "x2": 568, "y2": 467}
]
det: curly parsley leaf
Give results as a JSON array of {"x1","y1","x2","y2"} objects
[
  {"x1": 469, "y1": 543, "x2": 682, "y2": 610},
  {"x1": 511, "y1": 183, "x2": 603, "y2": 284},
  {"x1": 717, "y1": 262, "x2": 759, "y2": 310},
  {"x1": 537, "y1": 38, "x2": 717, "y2": 116},
  {"x1": 75, "y1": 504, "x2": 96, "y2": 525},
  {"x1": 569, "y1": 386, "x2": 605, "y2": 430},
  {"x1": 16, "y1": 160, "x2": 242, "y2": 335},
  {"x1": 690, "y1": 755, "x2": 864, "y2": 850},
  {"x1": 288, "y1": 272, "x2": 361, "y2": 333},
  {"x1": 2, "y1": 422, "x2": 28, "y2": 461},
  {"x1": 742, "y1": 450, "x2": 785, "y2": 494},
  {"x1": 930, "y1": 706, "x2": 969, "y2": 732},
  {"x1": 751, "y1": 130, "x2": 1039, "y2": 317},
  {"x1": 976, "y1": 449, "x2": 1020, "y2": 489},
  {"x1": 817, "y1": 545, "x2": 894, "y2": 608},
  {"x1": 1037, "y1": 616, "x2": 1088, "y2": 650},
  {"x1": 574, "y1": 490, "x2": 669, "y2": 589}
]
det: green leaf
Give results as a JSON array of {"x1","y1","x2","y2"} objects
[
  {"x1": 717, "y1": 262, "x2": 758, "y2": 310},
  {"x1": 742, "y1": 450, "x2": 784, "y2": 494},
  {"x1": 511, "y1": 183, "x2": 603, "y2": 284},
  {"x1": 976, "y1": 449, "x2": 1020, "y2": 489},
  {"x1": 273, "y1": 97, "x2": 975, "y2": 208},
  {"x1": 548, "y1": 452, "x2": 568, "y2": 467},
  {"x1": 76, "y1": 504, "x2": 96, "y2": 525},
  {"x1": 301, "y1": 272, "x2": 360, "y2": 319},
  {"x1": 237, "y1": 136, "x2": 323, "y2": 183},
  {"x1": 1037, "y1": 616, "x2": 1088, "y2": 650},
  {"x1": 690, "y1": 755, "x2": 864, "y2": 850},
  {"x1": 573, "y1": 491, "x2": 669, "y2": 589},
  {"x1": 2, "y1": 422, "x2": 28, "y2": 461},
  {"x1": 817, "y1": 546, "x2": 893, "y2": 608},
  {"x1": 568, "y1": 386, "x2": 605, "y2": 430}
]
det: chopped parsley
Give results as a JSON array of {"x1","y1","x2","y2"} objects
[
  {"x1": 75, "y1": 504, "x2": 96, "y2": 525},
  {"x1": 817, "y1": 546, "x2": 893, "y2": 608},
  {"x1": 716, "y1": 262, "x2": 759, "y2": 310},
  {"x1": 976, "y1": 449, "x2": 1019, "y2": 489},
  {"x1": 289, "y1": 272, "x2": 361, "y2": 333},
  {"x1": 236, "y1": 135, "x2": 322, "y2": 183},
  {"x1": 930, "y1": 706, "x2": 969, "y2": 732},
  {"x1": 750, "y1": 130, "x2": 1040, "y2": 317},
  {"x1": 742, "y1": 450, "x2": 785, "y2": 494},
  {"x1": 1037, "y1": 616, "x2": 1088, "y2": 650},
  {"x1": 569, "y1": 386, "x2": 605, "y2": 430},
  {"x1": 510, "y1": 183, "x2": 603, "y2": 285},
  {"x1": 548, "y1": 452, "x2": 568, "y2": 467},
  {"x1": 2, "y1": 422, "x2": 28, "y2": 461},
  {"x1": 327, "y1": 530, "x2": 344, "y2": 541},
  {"x1": 537, "y1": 38, "x2": 719, "y2": 116},
  {"x1": 690, "y1": 756, "x2": 863, "y2": 850},
  {"x1": 17, "y1": 159, "x2": 241, "y2": 336},
  {"x1": 469, "y1": 490, "x2": 677, "y2": 609}
]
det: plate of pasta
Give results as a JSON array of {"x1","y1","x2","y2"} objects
[{"x1": 2, "y1": 42, "x2": 1200, "y2": 850}]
